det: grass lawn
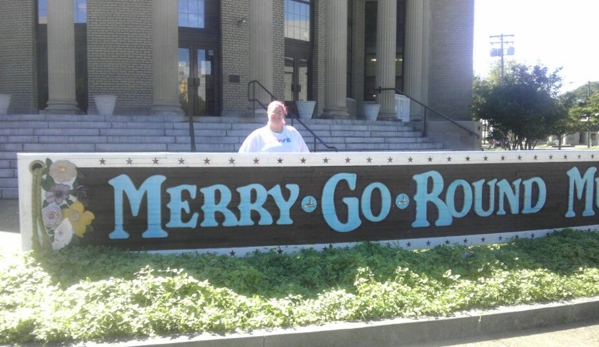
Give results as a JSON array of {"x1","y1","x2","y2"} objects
[{"x1": 2, "y1": 228, "x2": 599, "y2": 345}]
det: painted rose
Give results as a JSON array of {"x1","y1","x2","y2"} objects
[
  {"x1": 49, "y1": 160, "x2": 77, "y2": 182},
  {"x1": 52, "y1": 218, "x2": 74, "y2": 250},
  {"x1": 45, "y1": 183, "x2": 71, "y2": 205},
  {"x1": 42, "y1": 205, "x2": 63, "y2": 229},
  {"x1": 76, "y1": 185, "x2": 90, "y2": 205},
  {"x1": 62, "y1": 201, "x2": 94, "y2": 237}
]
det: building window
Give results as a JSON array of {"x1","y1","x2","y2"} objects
[
  {"x1": 38, "y1": 0, "x2": 86, "y2": 24},
  {"x1": 285, "y1": 0, "x2": 311, "y2": 41},
  {"x1": 74, "y1": 0, "x2": 87, "y2": 23},
  {"x1": 179, "y1": 0, "x2": 205, "y2": 28},
  {"x1": 38, "y1": 0, "x2": 47, "y2": 23}
]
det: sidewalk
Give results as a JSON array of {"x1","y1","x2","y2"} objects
[
  {"x1": 0, "y1": 198, "x2": 20, "y2": 252},
  {"x1": 2, "y1": 198, "x2": 599, "y2": 346}
]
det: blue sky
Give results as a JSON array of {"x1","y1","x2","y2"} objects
[{"x1": 473, "y1": 0, "x2": 599, "y2": 92}]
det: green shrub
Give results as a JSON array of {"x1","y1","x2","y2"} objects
[{"x1": 1, "y1": 229, "x2": 599, "y2": 344}]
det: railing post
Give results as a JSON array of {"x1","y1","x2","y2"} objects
[
  {"x1": 251, "y1": 81, "x2": 255, "y2": 117},
  {"x1": 422, "y1": 108, "x2": 427, "y2": 137},
  {"x1": 188, "y1": 77, "x2": 196, "y2": 152}
]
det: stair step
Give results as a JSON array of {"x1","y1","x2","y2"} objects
[{"x1": 0, "y1": 115, "x2": 444, "y2": 198}]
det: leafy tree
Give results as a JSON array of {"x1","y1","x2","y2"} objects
[
  {"x1": 473, "y1": 62, "x2": 564, "y2": 150},
  {"x1": 567, "y1": 82, "x2": 599, "y2": 138},
  {"x1": 549, "y1": 91, "x2": 582, "y2": 149}
]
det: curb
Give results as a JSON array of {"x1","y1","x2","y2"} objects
[{"x1": 85, "y1": 296, "x2": 599, "y2": 347}]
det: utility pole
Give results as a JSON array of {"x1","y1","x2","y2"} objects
[{"x1": 490, "y1": 34, "x2": 515, "y2": 80}]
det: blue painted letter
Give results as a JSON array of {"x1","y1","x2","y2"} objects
[
  {"x1": 166, "y1": 185, "x2": 199, "y2": 228},
  {"x1": 237, "y1": 184, "x2": 273, "y2": 226},
  {"x1": 412, "y1": 171, "x2": 452, "y2": 227},
  {"x1": 200, "y1": 184, "x2": 239, "y2": 227},
  {"x1": 268, "y1": 184, "x2": 300, "y2": 225},
  {"x1": 322, "y1": 173, "x2": 361, "y2": 232},
  {"x1": 108, "y1": 174, "x2": 168, "y2": 239},
  {"x1": 566, "y1": 167, "x2": 597, "y2": 217}
]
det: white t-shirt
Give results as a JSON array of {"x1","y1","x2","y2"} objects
[{"x1": 238, "y1": 125, "x2": 310, "y2": 153}]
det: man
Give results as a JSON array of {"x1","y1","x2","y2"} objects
[{"x1": 238, "y1": 100, "x2": 309, "y2": 153}]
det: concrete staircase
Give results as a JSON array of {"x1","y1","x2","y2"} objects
[{"x1": 0, "y1": 114, "x2": 442, "y2": 199}]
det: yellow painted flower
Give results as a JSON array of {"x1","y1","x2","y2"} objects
[
  {"x1": 62, "y1": 201, "x2": 94, "y2": 237},
  {"x1": 49, "y1": 160, "x2": 77, "y2": 182}
]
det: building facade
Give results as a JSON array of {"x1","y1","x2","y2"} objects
[{"x1": 0, "y1": 0, "x2": 476, "y2": 144}]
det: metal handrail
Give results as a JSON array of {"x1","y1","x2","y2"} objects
[
  {"x1": 375, "y1": 87, "x2": 480, "y2": 139},
  {"x1": 287, "y1": 110, "x2": 338, "y2": 152},
  {"x1": 247, "y1": 80, "x2": 277, "y2": 115},
  {"x1": 248, "y1": 80, "x2": 338, "y2": 152}
]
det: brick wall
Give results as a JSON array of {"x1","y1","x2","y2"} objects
[
  {"x1": 0, "y1": 0, "x2": 38, "y2": 114},
  {"x1": 221, "y1": 0, "x2": 251, "y2": 116},
  {"x1": 428, "y1": 0, "x2": 474, "y2": 121},
  {"x1": 87, "y1": 0, "x2": 153, "y2": 114}
]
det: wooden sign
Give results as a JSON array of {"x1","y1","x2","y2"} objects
[{"x1": 17, "y1": 151, "x2": 599, "y2": 254}]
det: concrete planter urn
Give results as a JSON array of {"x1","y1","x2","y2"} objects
[
  {"x1": 295, "y1": 100, "x2": 316, "y2": 120},
  {"x1": 0, "y1": 94, "x2": 11, "y2": 115},
  {"x1": 94, "y1": 95, "x2": 117, "y2": 116},
  {"x1": 363, "y1": 103, "x2": 381, "y2": 121}
]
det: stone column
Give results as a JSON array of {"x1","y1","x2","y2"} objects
[
  {"x1": 404, "y1": 0, "x2": 430, "y2": 119},
  {"x1": 321, "y1": 0, "x2": 349, "y2": 119},
  {"x1": 151, "y1": 0, "x2": 183, "y2": 115},
  {"x1": 375, "y1": 0, "x2": 397, "y2": 120},
  {"x1": 44, "y1": 0, "x2": 80, "y2": 114},
  {"x1": 249, "y1": 0, "x2": 274, "y2": 116}
]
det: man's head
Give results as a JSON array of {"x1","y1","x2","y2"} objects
[{"x1": 267, "y1": 100, "x2": 287, "y2": 133}]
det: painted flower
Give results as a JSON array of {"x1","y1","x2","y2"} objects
[
  {"x1": 49, "y1": 160, "x2": 77, "y2": 182},
  {"x1": 45, "y1": 184, "x2": 71, "y2": 205},
  {"x1": 76, "y1": 185, "x2": 90, "y2": 205},
  {"x1": 52, "y1": 218, "x2": 74, "y2": 250},
  {"x1": 62, "y1": 201, "x2": 94, "y2": 237},
  {"x1": 42, "y1": 205, "x2": 63, "y2": 229}
]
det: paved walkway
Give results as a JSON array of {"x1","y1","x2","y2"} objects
[
  {"x1": 2, "y1": 198, "x2": 599, "y2": 346},
  {"x1": 0, "y1": 198, "x2": 20, "y2": 252}
]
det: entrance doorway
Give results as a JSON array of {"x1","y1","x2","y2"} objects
[
  {"x1": 178, "y1": 46, "x2": 219, "y2": 117},
  {"x1": 284, "y1": 42, "x2": 312, "y2": 117}
]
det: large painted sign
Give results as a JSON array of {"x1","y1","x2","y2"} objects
[{"x1": 17, "y1": 151, "x2": 599, "y2": 254}]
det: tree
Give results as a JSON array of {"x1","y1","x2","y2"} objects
[
  {"x1": 567, "y1": 83, "x2": 599, "y2": 141},
  {"x1": 549, "y1": 91, "x2": 582, "y2": 149},
  {"x1": 473, "y1": 62, "x2": 564, "y2": 150}
]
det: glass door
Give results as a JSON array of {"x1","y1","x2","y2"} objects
[
  {"x1": 284, "y1": 50, "x2": 311, "y2": 117},
  {"x1": 178, "y1": 46, "x2": 218, "y2": 117}
]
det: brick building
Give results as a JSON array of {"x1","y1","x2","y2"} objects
[
  {"x1": 0, "y1": 0, "x2": 480, "y2": 199},
  {"x1": 0, "y1": 0, "x2": 475, "y2": 119}
]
